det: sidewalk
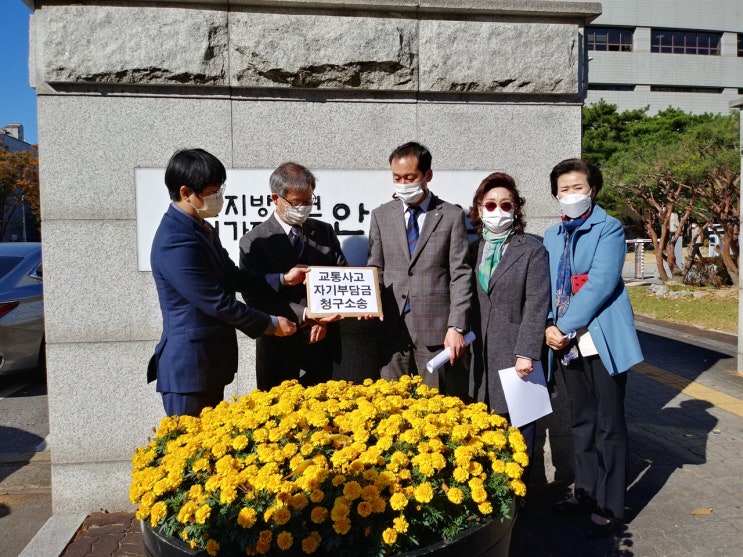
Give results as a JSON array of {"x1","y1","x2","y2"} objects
[{"x1": 30, "y1": 317, "x2": 743, "y2": 557}]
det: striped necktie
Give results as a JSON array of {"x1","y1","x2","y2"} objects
[
  {"x1": 291, "y1": 225, "x2": 303, "y2": 255},
  {"x1": 406, "y1": 206, "x2": 421, "y2": 255},
  {"x1": 403, "y1": 206, "x2": 421, "y2": 313}
]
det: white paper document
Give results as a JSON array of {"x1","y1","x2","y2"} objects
[
  {"x1": 497, "y1": 361, "x2": 553, "y2": 428},
  {"x1": 426, "y1": 331, "x2": 476, "y2": 373}
]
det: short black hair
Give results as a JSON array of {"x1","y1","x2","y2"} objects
[
  {"x1": 549, "y1": 158, "x2": 603, "y2": 197},
  {"x1": 164, "y1": 148, "x2": 227, "y2": 201},
  {"x1": 389, "y1": 141, "x2": 432, "y2": 174}
]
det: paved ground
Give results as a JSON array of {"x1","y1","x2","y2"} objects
[{"x1": 46, "y1": 311, "x2": 743, "y2": 557}]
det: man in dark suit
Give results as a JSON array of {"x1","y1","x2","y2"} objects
[
  {"x1": 148, "y1": 148, "x2": 296, "y2": 417},
  {"x1": 239, "y1": 162, "x2": 347, "y2": 390},
  {"x1": 367, "y1": 142, "x2": 472, "y2": 396}
]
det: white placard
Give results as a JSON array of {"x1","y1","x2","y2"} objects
[
  {"x1": 135, "y1": 168, "x2": 488, "y2": 271},
  {"x1": 305, "y1": 266, "x2": 382, "y2": 318}
]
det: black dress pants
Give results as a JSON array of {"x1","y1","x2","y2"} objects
[{"x1": 560, "y1": 354, "x2": 628, "y2": 520}]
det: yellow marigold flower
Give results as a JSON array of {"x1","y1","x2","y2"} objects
[
  {"x1": 468, "y1": 461, "x2": 483, "y2": 476},
  {"x1": 273, "y1": 506, "x2": 292, "y2": 525},
  {"x1": 382, "y1": 527, "x2": 398, "y2": 545},
  {"x1": 358, "y1": 485, "x2": 377, "y2": 502},
  {"x1": 149, "y1": 501, "x2": 168, "y2": 527},
  {"x1": 177, "y1": 501, "x2": 198, "y2": 524},
  {"x1": 276, "y1": 531, "x2": 293, "y2": 551},
  {"x1": 206, "y1": 539, "x2": 220, "y2": 556},
  {"x1": 333, "y1": 517, "x2": 352, "y2": 535},
  {"x1": 211, "y1": 442, "x2": 228, "y2": 459},
  {"x1": 390, "y1": 492, "x2": 408, "y2": 511},
  {"x1": 510, "y1": 479, "x2": 527, "y2": 497},
  {"x1": 331, "y1": 475, "x2": 346, "y2": 487},
  {"x1": 447, "y1": 487, "x2": 464, "y2": 505},
  {"x1": 491, "y1": 459, "x2": 506, "y2": 474},
  {"x1": 309, "y1": 489, "x2": 324, "y2": 504},
  {"x1": 237, "y1": 507, "x2": 257, "y2": 528},
  {"x1": 301, "y1": 532, "x2": 321, "y2": 554},
  {"x1": 290, "y1": 492, "x2": 308, "y2": 511},
  {"x1": 310, "y1": 506, "x2": 328, "y2": 524},
  {"x1": 413, "y1": 482, "x2": 434, "y2": 504},
  {"x1": 478, "y1": 501, "x2": 493, "y2": 515},
  {"x1": 453, "y1": 466, "x2": 469, "y2": 483},
  {"x1": 357, "y1": 500, "x2": 373, "y2": 517},
  {"x1": 513, "y1": 451, "x2": 529, "y2": 467},
  {"x1": 471, "y1": 485, "x2": 488, "y2": 504},
  {"x1": 232, "y1": 435, "x2": 249, "y2": 451},
  {"x1": 330, "y1": 502, "x2": 350, "y2": 521},
  {"x1": 505, "y1": 462, "x2": 523, "y2": 480},
  {"x1": 343, "y1": 481, "x2": 362, "y2": 500},
  {"x1": 393, "y1": 515, "x2": 409, "y2": 534},
  {"x1": 371, "y1": 496, "x2": 386, "y2": 513},
  {"x1": 194, "y1": 503, "x2": 211, "y2": 525}
]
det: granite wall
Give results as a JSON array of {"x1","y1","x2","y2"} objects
[{"x1": 30, "y1": 0, "x2": 600, "y2": 513}]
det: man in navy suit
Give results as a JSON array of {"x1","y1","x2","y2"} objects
[
  {"x1": 239, "y1": 162, "x2": 346, "y2": 389},
  {"x1": 148, "y1": 148, "x2": 296, "y2": 416}
]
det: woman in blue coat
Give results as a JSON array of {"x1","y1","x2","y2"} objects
[{"x1": 543, "y1": 159, "x2": 643, "y2": 538}]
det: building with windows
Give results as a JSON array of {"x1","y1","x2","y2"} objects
[{"x1": 582, "y1": 0, "x2": 743, "y2": 114}]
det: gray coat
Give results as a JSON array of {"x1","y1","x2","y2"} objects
[
  {"x1": 469, "y1": 233, "x2": 550, "y2": 413},
  {"x1": 368, "y1": 193, "x2": 471, "y2": 347}
]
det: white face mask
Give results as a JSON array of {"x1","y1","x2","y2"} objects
[
  {"x1": 558, "y1": 193, "x2": 592, "y2": 219},
  {"x1": 281, "y1": 203, "x2": 312, "y2": 226},
  {"x1": 190, "y1": 190, "x2": 224, "y2": 219},
  {"x1": 394, "y1": 181, "x2": 426, "y2": 205},
  {"x1": 481, "y1": 207, "x2": 514, "y2": 234}
]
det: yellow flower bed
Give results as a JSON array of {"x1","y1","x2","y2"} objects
[{"x1": 130, "y1": 376, "x2": 527, "y2": 556}]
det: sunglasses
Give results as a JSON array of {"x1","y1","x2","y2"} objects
[{"x1": 481, "y1": 200, "x2": 513, "y2": 212}]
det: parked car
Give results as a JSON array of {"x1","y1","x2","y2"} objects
[{"x1": 0, "y1": 242, "x2": 44, "y2": 376}]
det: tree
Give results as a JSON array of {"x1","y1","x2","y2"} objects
[
  {"x1": 593, "y1": 106, "x2": 714, "y2": 281},
  {"x1": 675, "y1": 113, "x2": 741, "y2": 284},
  {"x1": 0, "y1": 146, "x2": 40, "y2": 240}
]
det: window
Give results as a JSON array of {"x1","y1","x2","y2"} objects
[
  {"x1": 651, "y1": 30, "x2": 721, "y2": 55},
  {"x1": 738, "y1": 33, "x2": 743, "y2": 57},
  {"x1": 586, "y1": 27, "x2": 633, "y2": 51},
  {"x1": 588, "y1": 84, "x2": 635, "y2": 91},
  {"x1": 650, "y1": 85, "x2": 723, "y2": 94}
]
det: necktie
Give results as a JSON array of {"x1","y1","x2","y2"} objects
[
  {"x1": 291, "y1": 225, "x2": 303, "y2": 255},
  {"x1": 404, "y1": 206, "x2": 421, "y2": 313},
  {"x1": 406, "y1": 206, "x2": 421, "y2": 255},
  {"x1": 201, "y1": 221, "x2": 213, "y2": 242}
]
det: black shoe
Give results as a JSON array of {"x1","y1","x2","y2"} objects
[
  {"x1": 582, "y1": 518, "x2": 621, "y2": 539},
  {"x1": 552, "y1": 497, "x2": 592, "y2": 514}
]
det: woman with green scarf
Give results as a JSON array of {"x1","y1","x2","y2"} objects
[{"x1": 468, "y1": 172, "x2": 551, "y2": 459}]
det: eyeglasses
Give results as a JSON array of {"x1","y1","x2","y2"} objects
[
  {"x1": 198, "y1": 184, "x2": 225, "y2": 198},
  {"x1": 481, "y1": 200, "x2": 513, "y2": 212},
  {"x1": 280, "y1": 194, "x2": 317, "y2": 208}
]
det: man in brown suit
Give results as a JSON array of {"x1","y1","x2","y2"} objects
[{"x1": 367, "y1": 142, "x2": 472, "y2": 396}]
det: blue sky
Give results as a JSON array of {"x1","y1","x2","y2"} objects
[{"x1": 1, "y1": 2, "x2": 37, "y2": 145}]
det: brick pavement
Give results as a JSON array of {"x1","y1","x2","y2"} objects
[{"x1": 57, "y1": 317, "x2": 743, "y2": 557}]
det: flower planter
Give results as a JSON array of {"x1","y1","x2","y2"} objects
[{"x1": 142, "y1": 499, "x2": 514, "y2": 557}]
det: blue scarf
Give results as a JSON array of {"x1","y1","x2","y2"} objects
[{"x1": 555, "y1": 212, "x2": 590, "y2": 364}]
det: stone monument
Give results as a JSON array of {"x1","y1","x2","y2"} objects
[{"x1": 27, "y1": 0, "x2": 600, "y2": 514}]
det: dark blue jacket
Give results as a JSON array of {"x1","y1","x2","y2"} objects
[{"x1": 148, "y1": 205, "x2": 272, "y2": 393}]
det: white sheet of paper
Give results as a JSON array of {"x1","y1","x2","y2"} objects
[
  {"x1": 425, "y1": 331, "x2": 476, "y2": 373},
  {"x1": 497, "y1": 360, "x2": 553, "y2": 428}
]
